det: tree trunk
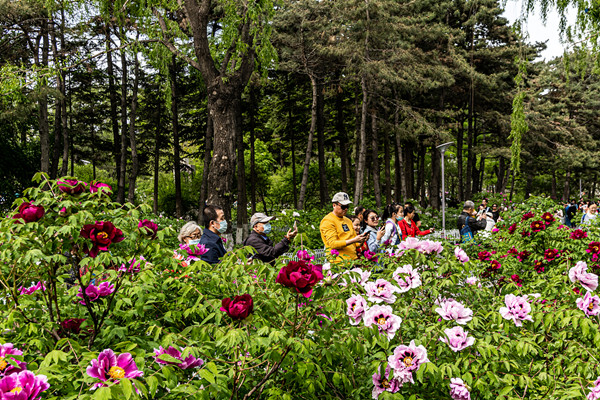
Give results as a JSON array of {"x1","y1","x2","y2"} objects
[
  {"x1": 371, "y1": 109, "x2": 381, "y2": 208},
  {"x1": 417, "y1": 142, "x2": 426, "y2": 206},
  {"x1": 316, "y1": 78, "x2": 328, "y2": 207},
  {"x1": 297, "y1": 75, "x2": 318, "y2": 210},
  {"x1": 563, "y1": 170, "x2": 571, "y2": 202},
  {"x1": 478, "y1": 155, "x2": 485, "y2": 193},
  {"x1": 250, "y1": 87, "x2": 257, "y2": 214},
  {"x1": 336, "y1": 82, "x2": 348, "y2": 193},
  {"x1": 58, "y1": 9, "x2": 68, "y2": 177},
  {"x1": 353, "y1": 75, "x2": 368, "y2": 204},
  {"x1": 236, "y1": 90, "x2": 248, "y2": 244},
  {"x1": 456, "y1": 119, "x2": 464, "y2": 201},
  {"x1": 127, "y1": 46, "x2": 140, "y2": 203},
  {"x1": 116, "y1": 30, "x2": 128, "y2": 204},
  {"x1": 466, "y1": 113, "x2": 474, "y2": 199},
  {"x1": 429, "y1": 145, "x2": 441, "y2": 210},
  {"x1": 402, "y1": 145, "x2": 413, "y2": 200},
  {"x1": 170, "y1": 56, "x2": 183, "y2": 217},
  {"x1": 495, "y1": 157, "x2": 506, "y2": 193},
  {"x1": 509, "y1": 170, "x2": 516, "y2": 202},
  {"x1": 383, "y1": 130, "x2": 392, "y2": 206},
  {"x1": 153, "y1": 109, "x2": 161, "y2": 214},
  {"x1": 199, "y1": 113, "x2": 213, "y2": 224},
  {"x1": 288, "y1": 75, "x2": 298, "y2": 208},
  {"x1": 393, "y1": 106, "x2": 403, "y2": 203},
  {"x1": 39, "y1": 19, "x2": 50, "y2": 174},
  {"x1": 105, "y1": 22, "x2": 120, "y2": 185},
  {"x1": 551, "y1": 169, "x2": 557, "y2": 200}
]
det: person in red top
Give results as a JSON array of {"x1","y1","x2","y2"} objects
[{"x1": 398, "y1": 204, "x2": 434, "y2": 238}]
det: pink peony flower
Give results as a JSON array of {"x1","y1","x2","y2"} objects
[
  {"x1": 0, "y1": 343, "x2": 26, "y2": 377},
  {"x1": 57, "y1": 179, "x2": 86, "y2": 194},
  {"x1": 89, "y1": 181, "x2": 113, "y2": 195},
  {"x1": 454, "y1": 247, "x2": 469, "y2": 263},
  {"x1": 86, "y1": 349, "x2": 143, "y2": 390},
  {"x1": 18, "y1": 281, "x2": 46, "y2": 295},
  {"x1": 419, "y1": 240, "x2": 444, "y2": 255},
  {"x1": 571, "y1": 229, "x2": 588, "y2": 240},
  {"x1": 392, "y1": 265, "x2": 421, "y2": 293},
  {"x1": 499, "y1": 294, "x2": 533, "y2": 327},
  {"x1": 435, "y1": 300, "x2": 473, "y2": 325},
  {"x1": 12, "y1": 202, "x2": 45, "y2": 224},
  {"x1": 439, "y1": 326, "x2": 475, "y2": 352},
  {"x1": 450, "y1": 378, "x2": 471, "y2": 400},
  {"x1": 569, "y1": 261, "x2": 599, "y2": 292},
  {"x1": 587, "y1": 376, "x2": 600, "y2": 400},
  {"x1": 348, "y1": 268, "x2": 371, "y2": 286},
  {"x1": 576, "y1": 291, "x2": 600, "y2": 317},
  {"x1": 80, "y1": 221, "x2": 124, "y2": 258},
  {"x1": 365, "y1": 279, "x2": 399, "y2": 304},
  {"x1": 179, "y1": 243, "x2": 209, "y2": 261},
  {"x1": 153, "y1": 346, "x2": 204, "y2": 369},
  {"x1": 276, "y1": 260, "x2": 323, "y2": 298},
  {"x1": 0, "y1": 370, "x2": 49, "y2": 399},
  {"x1": 371, "y1": 365, "x2": 410, "y2": 399},
  {"x1": 364, "y1": 305, "x2": 402, "y2": 340},
  {"x1": 138, "y1": 219, "x2": 158, "y2": 239},
  {"x1": 388, "y1": 340, "x2": 429, "y2": 374},
  {"x1": 346, "y1": 295, "x2": 368, "y2": 325},
  {"x1": 465, "y1": 276, "x2": 479, "y2": 286},
  {"x1": 77, "y1": 282, "x2": 115, "y2": 305}
]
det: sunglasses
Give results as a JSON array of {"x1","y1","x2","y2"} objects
[{"x1": 336, "y1": 203, "x2": 349, "y2": 210}]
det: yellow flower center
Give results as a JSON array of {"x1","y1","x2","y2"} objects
[
  {"x1": 0, "y1": 357, "x2": 6, "y2": 370},
  {"x1": 589, "y1": 303, "x2": 595, "y2": 310},
  {"x1": 377, "y1": 286, "x2": 384, "y2": 294},
  {"x1": 97, "y1": 232, "x2": 109, "y2": 240},
  {"x1": 351, "y1": 304, "x2": 356, "y2": 311},
  {"x1": 10, "y1": 387, "x2": 22, "y2": 394},
  {"x1": 403, "y1": 356, "x2": 413, "y2": 367},
  {"x1": 377, "y1": 317, "x2": 387, "y2": 325},
  {"x1": 109, "y1": 366, "x2": 125, "y2": 379},
  {"x1": 382, "y1": 378, "x2": 390, "y2": 389}
]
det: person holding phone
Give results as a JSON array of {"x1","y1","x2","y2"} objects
[
  {"x1": 320, "y1": 192, "x2": 368, "y2": 262},
  {"x1": 243, "y1": 212, "x2": 297, "y2": 265},
  {"x1": 361, "y1": 209, "x2": 386, "y2": 253}
]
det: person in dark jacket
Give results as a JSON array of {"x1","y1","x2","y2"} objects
[
  {"x1": 243, "y1": 213, "x2": 298, "y2": 265},
  {"x1": 199, "y1": 205, "x2": 227, "y2": 264},
  {"x1": 457, "y1": 200, "x2": 487, "y2": 239}
]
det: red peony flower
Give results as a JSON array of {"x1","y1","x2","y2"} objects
[
  {"x1": 543, "y1": 248, "x2": 560, "y2": 262},
  {"x1": 508, "y1": 247, "x2": 519, "y2": 256},
  {"x1": 521, "y1": 212, "x2": 534, "y2": 221},
  {"x1": 89, "y1": 181, "x2": 113, "y2": 195},
  {"x1": 138, "y1": 219, "x2": 158, "y2": 239},
  {"x1": 541, "y1": 212, "x2": 555, "y2": 224},
  {"x1": 520, "y1": 230, "x2": 531, "y2": 237},
  {"x1": 588, "y1": 242, "x2": 600, "y2": 255},
  {"x1": 276, "y1": 260, "x2": 323, "y2": 298},
  {"x1": 533, "y1": 260, "x2": 545, "y2": 273},
  {"x1": 517, "y1": 250, "x2": 530, "y2": 262},
  {"x1": 220, "y1": 294, "x2": 254, "y2": 320},
  {"x1": 13, "y1": 202, "x2": 45, "y2": 223},
  {"x1": 508, "y1": 223, "x2": 517, "y2": 234},
  {"x1": 478, "y1": 251, "x2": 492, "y2": 261},
  {"x1": 510, "y1": 274, "x2": 523, "y2": 287},
  {"x1": 530, "y1": 220, "x2": 546, "y2": 232},
  {"x1": 60, "y1": 318, "x2": 86, "y2": 334},
  {"x1": 80, "y1": 221, "x2": 124, "y2": 258},
  {"x1": 570, "y1": 229, "x2": 588, "y2": 239},
  {"x1": 57, "y1": 179, "x2": 86, "y2": 195}
]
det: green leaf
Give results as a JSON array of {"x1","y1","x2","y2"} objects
[
  {"x1": 199, "y1": 368, "x2": 215, "y2": 384},
  {"x1": 92, "y1": 387, "x2": 112, "y2": 400},
  {"x1": 121, "y1": 378, "x2": 132, "y2": 400}
]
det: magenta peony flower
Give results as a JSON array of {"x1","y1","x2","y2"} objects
[
  {"x1": 153, "y1": 346, "x2": 204, "y2": 369},
  {"x1": 571, "y1": 229, "x2": 588, "y2": 240},
  {"x1": 569, "y1": 261, "x2": 599, "y2": 292},
  {"x1": 533, "y1": 260, "x2": 545, "y2": 273},
  {"x1": 508, "y1": 223, "x2": 517, "y2": 234},
  {"x1": 80, "y1": 221, "x2": 124, "y2": 258},
  {"x1": 510, "y1": 274, "x2": 523, "y2": 287},
  {"x1": 119, "y1": 257, "x2": 146, "y2": 274},
  {"x1": 439, "y1": 326, "x2": 475, "y2": 352},
  {"x1": 364, "y1": 305, "x2": 402, "y2": 340},
  {"x1": 220, "y1": 294, "x2": 254, "y2": 320},
  {"x1": 346, "y1": 295, "x2": 368, "y2": 325},
  {"x1": 517, "y1": 250, "x2": 530, "y2": 262},
  {"x1": 86, "y1": 349, "x2": 143, "y2": 390},
  {"x1": 296, "y1": 249, "x2": 314, "y2": 262},
  {"x1": 454, "y1": 247, "x2": 469, "y2": 263},
  {"x1": 362, "y1": 249, "x2": 379, "y2": 262},
  {"x1": 138, "y1": 219, "x2": 158, "y2": 239},
  {"x1": 544, "y1": 248, "x2": 560, "y2": 262},
  {"x1": 18, "y1": 281, "x2": 46, "y2": 295},
  {"x1": 530, "y1": 220, "x2": 546, "y2": 232},
  {"x1": 450, "y1": 378, "x2": 471, "y2": 400},
  {"x1": 77, "y1": 282, "x2": 115, "y2": 305},
  {"x1": 435, "y1": 300, "x2": 473, "y2": 325},
  {"x1": 57, "y1": 179, "x2": 86, "y2": 195},
  {"x1": 89, "y1": 181, "x2": 113, "y2": 195},
  {"x1": 489, "y1": 260, "x2": 501, "y2": 271},
  {"x1": 0, "y1": 370, "x2": 49, "y2": 399},
  {"x1": 477, "y1": 251, "x2": 492, "y2": 261},
  {"x1": 276, "y1": 260, "x2": 323, "y2": 298},
  {"x1": 330, "y1": 249, "x2": 339, "y2": 257},
  {"x1": 576, "y1": 291, "x2": 600, "y2": 317},
  {"x1": 521, "y1": 211, "x2": 534, "y2": 221},
  {"x1": 179, "y1": 243, "x2": 209, "y2": 261},
  {"x1": 371, "y1": 365, "x2": 410, "y2": 399},
  {"x1": 499, "y1": 294, "x2": 533, "y2": 327},
  {"x1": 365, "y1": 279, "x2": 399, "y2": 304},
  {"x1": 0, "y1": 343, "x2": 26, "y2": 376},
  {"x1": 60, "y1": 318, "x2": 86, "y2": 334},
  {"x1": 12, "y1": 202, "x2": 44, "y2": 224},
  {"x1": 392, "y1": 265, "x2": 421, "y2": 293},
  {"x1": 388, "y1": 340, "x2": 429, "y2": 374}
]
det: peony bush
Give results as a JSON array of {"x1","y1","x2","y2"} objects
[{"x1": 1, "y1": 178, "x2": 600, "y2": 399}]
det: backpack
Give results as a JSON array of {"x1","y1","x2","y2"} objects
[
  {"x1": 386, "y1": 220, "x2": 402, "y2": 244},
  {"x1": 460, "y1": 216, "x2": 474, "y2": 243}
]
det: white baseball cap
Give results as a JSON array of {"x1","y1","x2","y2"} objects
[{"x1": 331, "y1": 192, "x2": 352, "y2": 205}]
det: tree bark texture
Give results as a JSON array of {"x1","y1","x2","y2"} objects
[
  {"x1": 297, "y1": 75, "x2": 318, "y2": 210},
  {"x1": 316, "y1": 78, "x2": 328, "y2": 207},
  {"x1": 371, "y1": 109, "x2": 381, "y2": 208},
  {"x1": 336, "y1": 82, "x2": 348, "y2": 194},
  {"x1": 170, "y1": 57, "x2": 183, "y2": 218},
  {"x1": 353, "y1": 76, "x2": 368, "y2": 204},
  {"x1": 199, "y1": 113, "x2": 213, "y2": 224},
  {"x1": 127, "y1": 46, "x2": 140, "y2": 203},
  {"x1": 105, "y1": 22, "x2": 120, "y2": 186},
  {"x1": 250, "y1": 87, "x2": 257, "y2": 214},
  {"x1": 117, "y1": 36, "x2": 128, "y2": 204},
  {"x1": 39, "y1": 19, "x2": 50, "y2": 174}
]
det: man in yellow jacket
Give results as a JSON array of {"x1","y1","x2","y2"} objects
[{"x1": 320, "y1": 192, "x2": 369, "y2": 261}]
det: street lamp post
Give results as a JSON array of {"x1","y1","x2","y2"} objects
[{"x1": 436, "y1": 142, "x2": 454, "y2": 239}]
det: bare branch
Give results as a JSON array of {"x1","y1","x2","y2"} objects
[{"x1": 151, "y1": 7, "x2": 202, "y2": 71}]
